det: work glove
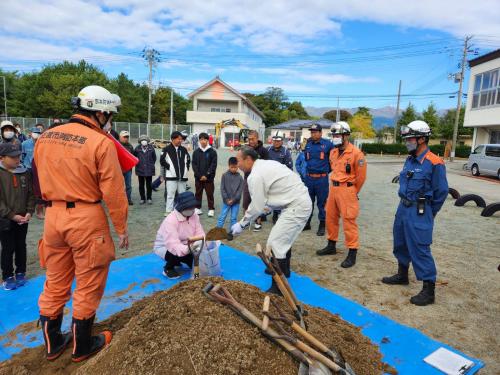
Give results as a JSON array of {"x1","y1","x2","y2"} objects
[{"x1": 231, "y1": 220, "x2": 249, "y2": 236}]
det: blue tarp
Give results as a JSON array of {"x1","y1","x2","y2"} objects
[{"x1": 0, "y1": 245, "x2": 484, "y2": 374}]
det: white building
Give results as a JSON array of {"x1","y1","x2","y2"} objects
[
  {"x1": 464, "y1": 49, "x2": 500, "y2": 148},
  {"x1": 186, "y1": 77, "x2": 265, "y2": 147}
]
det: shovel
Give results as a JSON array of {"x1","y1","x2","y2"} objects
[
  {"x1": 188, "y1": 227, "x2": 228, "y2": 279},
  {"x1": 203, "y1": 282, "x2": 332, "y2": 375}
]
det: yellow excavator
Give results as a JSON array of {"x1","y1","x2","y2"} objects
[{"x1": 214, "y1": 118, "x2": 249, "y2": 149}]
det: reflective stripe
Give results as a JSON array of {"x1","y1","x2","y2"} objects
[
  {"x1": 72, "y1": 323, "x2": 77, "y2": 355},
  {"x1": 44, "y1": 321, "x2": 51, "y2": 354}
]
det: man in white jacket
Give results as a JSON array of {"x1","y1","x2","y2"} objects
[{"x1": 232, "y1": 147, "x2": 312, "y2": 294}]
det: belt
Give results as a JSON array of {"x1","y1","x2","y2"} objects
[
  {"x1": 400, "y1": 198, "x2": 432, "y2": 207},
  {"x1": 307, "y1": 173, "x2": 327, "y2": 178},
  {"x1": 47, "y1": 200, "x2": 101, "y2": 208},
  {"x1": 332, "y1": 181, "x2": 353, "y2": 187}
]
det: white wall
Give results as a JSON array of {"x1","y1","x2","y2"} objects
[
  {"x1": 197, "y1": 99, "x2": 239, "y2": 112},
  {"x1": 464, "y1": 57, "x2": 500, "y2": 128}
]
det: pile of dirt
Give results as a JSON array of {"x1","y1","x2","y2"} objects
[{"x1": 0, "y1": 278, "x2": 393, "y2": 375}]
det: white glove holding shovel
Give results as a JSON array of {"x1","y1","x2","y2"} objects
[
  {"x1": 231, "y1": 220, "x2": 249, "y2": 236},
  {"x1": 190, "y1": 240, "x2": 204, "y2": 254}
]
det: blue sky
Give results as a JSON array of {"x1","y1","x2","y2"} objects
[{"x1": 1, "y1": 0, "x2": 499, "y2": 112}]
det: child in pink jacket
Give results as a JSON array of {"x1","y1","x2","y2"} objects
[{"x1": 154, "y1": 191, "x2": 205, "y2": 279}]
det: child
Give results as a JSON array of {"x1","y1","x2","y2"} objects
[
  {"x1": 192, "y1": 132, "x2": 217, "y2": 217},
  {"x1": 0, "y1": 143, "x2": 35, "y2": 290},
  {"x1": 216, "y1": 157, "x2": 243, "y2": 241},
  {"x1": 153, "y1": 191, "x2": 204, "y2": 279}
]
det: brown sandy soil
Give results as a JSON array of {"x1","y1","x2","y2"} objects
[
  {"x1": 19, "y1": 150, "x2": 500, "y2": 373},
  {"x1": 0, "y1": 279, "x2": 391, "y2": 375}
]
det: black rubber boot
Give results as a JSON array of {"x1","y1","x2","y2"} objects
[
  {"x1": 381, "y1": 263, "x2": 410, "y2": 285},
  {"x1": 266, "y1": 257, "x2": 290, "y2": 295},
  {"x1": 316, "y1": 221, "x2": 325, "y2": 236},
  {"x1": 303, "y1": 215, "x2": 312, "y2": 231},
  {"x1": 341, "y1": 249, "x2": 357, "y2": 268},
  {"x1": 40, "y1": 314, "x2": 72, "y2": 361},
  {"x1": 410, "y1": 281, "x2": 435, "y2": 306},
  {"x1": 316, "y1": 240, "x2": 336, "y2": 256},
  {"x1": 71, "y1": 316, "x2": 112, "y2": 363},
  {"x1": 266, "y1": 249, "x2": 292, "y2": 275}
]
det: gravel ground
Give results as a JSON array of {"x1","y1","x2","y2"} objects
[{"x1": 21, "y1": 149, "x2": 500, "y2": 374}]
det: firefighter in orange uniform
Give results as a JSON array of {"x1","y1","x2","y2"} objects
[
  {"x1": 317, "y1": 121, "x2": 367, "y2": 268},
  {"x1": 34, "y1": 85, "x2": 129, "y2": 362}
]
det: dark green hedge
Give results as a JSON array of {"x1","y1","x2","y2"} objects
[{"x1": 360, "y1": 143, "x2": 471, "y2": 158}]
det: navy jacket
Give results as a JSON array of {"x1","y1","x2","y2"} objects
[{"x1": 133, "y1": 144, "x2": 157, "y2": 177}]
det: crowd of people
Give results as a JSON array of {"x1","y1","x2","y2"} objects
[{"x1": 0, "y1": 84, "x2": 448, "y2": 363}]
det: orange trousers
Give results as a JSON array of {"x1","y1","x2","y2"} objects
[
  {"x1": 38, "y1": 202, "x2": 115, "y2": 320},
  {"x1": 325, "y1": 185, "x2": 360, "y2": 249}
]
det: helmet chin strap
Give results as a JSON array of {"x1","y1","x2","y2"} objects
[{"x1": 94, "y1": 112, "x2": 111, "y2": 128}]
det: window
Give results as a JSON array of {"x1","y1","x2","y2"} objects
[
  {"x1": 472, "y1": 145, "x2": 484, "y2": 154},
  {"x1": 485, "y1": 146, "x2": 500, "y2": 157},
  {"x1": 210, "y1": 107, "x2": 231, "y2": 113},
  {"x1": 472, "y1": 68, "x2": 500, "y2": 109},
  {"x1": 490, "y1": 131, "x2": 500, "y2": 144}
]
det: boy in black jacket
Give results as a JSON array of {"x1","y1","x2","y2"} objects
[{"x1": 191, "y1": 133, "x2": 217, "y2": 217}]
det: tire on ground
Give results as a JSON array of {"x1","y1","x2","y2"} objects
[
  {"x1": 481, "y1": 202, "x2": 500, "y2": 217},
  {"x1": 454, "y1": 194, "x2": 487, "y2": 208},
  {"x1": 448, "y1": 187, "x2": 460, "y2": 200},
  {"x1": 391, "y1": 175, "x2": 399, "y2": 183}
]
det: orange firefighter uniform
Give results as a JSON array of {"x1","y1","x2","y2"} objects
[
  {"x1": 35, "y1": 114, "x2": 128, "y2": 320},
  {"x1": 325, "y1": 142, "x2": 366, "y2": 249}
]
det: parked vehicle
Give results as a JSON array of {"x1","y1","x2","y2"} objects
[{"x1": 467, "y1": 144, "x2": 500, "y2": 179}]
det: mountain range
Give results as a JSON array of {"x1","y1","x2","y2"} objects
[{"x1": 305, "y1": 106, "x2": 450, "y2": 130}]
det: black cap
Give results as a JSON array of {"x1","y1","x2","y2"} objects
[
  {"x1": 171, "y1": 131, "x2": 183, "y2": 140},
  {"x1": 0, "y1": 142, "x2": 22, "y2": 157},
  {"x1": 309, "y1": 123, "x2": 322, "y2": 131}
]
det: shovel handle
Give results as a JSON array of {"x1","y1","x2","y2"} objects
[
  {"x1": 262, "y1": 296, "x2": 270, "y2": 331},
  {"x1": 188, "y1": 235, "x2": 205, "y2": 242},
  {"x1": 294, "y1": 339, "x2": 342, "y2": 372},
  {"x1": 291, "y1": 321, "x2": 329, "y2": 354}
]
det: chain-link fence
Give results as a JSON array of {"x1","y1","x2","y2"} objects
[{"x1": 0, "y1": 116, "x2": 191, "y2": 140}]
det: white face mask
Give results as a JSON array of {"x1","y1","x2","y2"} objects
[
  {"x1": 16, "y1": 128, "x2": 21, "y2": 133},
  {"x1": 332, "y1": 137, "x2": 343, "y2": 147},
  {"x1": 3, "y1": 131, "x2": 15, "y2": 140},
  {"x1": 141, "y1": 140, "x2": 148, "y2": 146},
  {"x1": 181, "y1": 209, "x2": 195, "y2": 217},
  {"x1": 32, "y1": 133, "x2": 40, "y2": 140}
]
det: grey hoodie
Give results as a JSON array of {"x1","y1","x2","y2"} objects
[
  {"x1": 220, "y1": 170, "x2": 244, "y2": 204},
  {"x1": 0, "y1": 161, "x2": 35, "y2": 219}
]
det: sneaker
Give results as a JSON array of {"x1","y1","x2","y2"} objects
[
  {"x1": 140, "y1": 200, "x2": 146, "y2": 205},
  {"x1": 253, "y1": 223, "x2": 262, "y2": 232},
  {"x1": 15, "y1": 273, "x2": 27, "y2": 287},
  {"x1": 147, "y1": 199, "x2": 152, "y2": 205},
  {"x1": 128, "y1": 201, "x2": 134, "y2": 206},
  {"x1": 227, "y1": 233, "x2": 234, "y2": 241},
  {"x1": 162, "y1": 268, "x2": 180, "y2": 279},
  {"x1": 195, "y1": 208, "x2": 203, "y2": 215},
  {"x1": 3, "y1": 277, "x2": 17, "y2": 291},
  {"x1": 207, "y1": 210, "x2": 215, "y2": 217}
]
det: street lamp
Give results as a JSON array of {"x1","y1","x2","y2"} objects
[{"x1": 0, "y1": 76, "x2": 7, "y2": 118}]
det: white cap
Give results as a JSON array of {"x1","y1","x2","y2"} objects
[{"x1": 120, "y1": 130, "x2": 130, "y2": 137}]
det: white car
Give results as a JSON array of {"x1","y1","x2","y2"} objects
[{"x1": 467, "y1": 144, "x2": 500, "y2": 179}]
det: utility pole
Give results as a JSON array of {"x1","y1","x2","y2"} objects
[
  {"x1": 0, "y1": 76, "x2": 7, "y2": 118},
  {"x1": 141, "y1": 48, "x2": 160, "y2": 137},
  {"x1": 170, "y1": 87, "x2": 174, "y2": 136},
  {"x1": 450, "y1": 36, "x2": 472, "y2": 162},
  {"x1": 335, "y1": 97, "x2": 340, "y2": 122},
  {"x1": 393, "y1": 80, "x2": 402, "y2": 143}
]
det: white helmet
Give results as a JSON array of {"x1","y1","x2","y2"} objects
[
  {"x1": 73, "y1": 85, "x2": 120, "y2": 114},
  {"x1": 330, "y1": 121, "x2": 351, "y2": 135},
  {"x1": 401, "y1": 120, "x2": 431, "y2": 139},
  {"x1": 1, "y1": 120, "x2": 14, "y2": 130},
  {"x1": 272, "y1": 130, "x2": 285, "y2": 141}
]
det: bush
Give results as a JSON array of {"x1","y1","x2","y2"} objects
[{"x1": 360, "y1": 143, "x2": 471, "y2": 158}]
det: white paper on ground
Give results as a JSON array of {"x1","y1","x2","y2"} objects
[{"x1": 423, "y1": 347, "x2": 474, "y2": 375}]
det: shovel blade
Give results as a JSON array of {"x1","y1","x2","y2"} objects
[{"x1": 305, "y1": 361, "x2": 332, "y2": 375}]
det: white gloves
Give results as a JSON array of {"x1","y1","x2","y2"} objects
[
  {"x1": 231, "y1": 223, "x2": 244, "y2": 236},
  {"x1": 190, "y1": 240, "x2": 204, "y2": 253}
]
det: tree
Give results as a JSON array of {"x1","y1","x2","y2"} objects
[
  {"x1": 355, "y1": 106, "x2": 371, "y2": 117},
  {"x1": 287, "y1": 101, "x2": 309, "y2": 119},
  {"x1": 421, "y1": 102, "x2": 439, "y2": 137},
  {"x1": 349, "y1": 110, "x2": 375, "y2": 139},
  {"x1": 437, "y1": 106, "x2": 468, "y2": 140},
  {"x1": 150, "y1": 86, "x2": 191, "y2": 124},
  {"x1": 109, "y1": 73, "x2": 149, "y2": 122},
  {"x1": 398, "y1": 103, "x2": 419, "y2": 128},
  {"x1": 323, "y1": 109, "x2": 352, "y2": 122}
]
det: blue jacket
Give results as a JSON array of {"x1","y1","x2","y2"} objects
[
  {"x1": 21, "y1": 138, "x2": 35, "y2": 169},
  {"x1": 267, "y1": 145, "x2": 293, "y2": 170},
  {"x1": 304, "y1": 138, "x2": 333, "y2": 174},
  {"x1": 133, "y1": 144, "x2": 157, "y2": 177},
  {"x1": 398, "y1": 148, "x2": 448, "y2": 216},
  {"x1": 295, "y1": 152, "x2": 307, "y2": 180}
]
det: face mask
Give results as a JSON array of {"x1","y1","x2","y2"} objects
[
  {"x1": 16, "y1": 128, "x2": 21, "y2": 133},
  {"x1": 181, "y1": 209, "x2": 195, "y2": 217},
  {"x1": 406, "y1": 141, "x2": 418, "y2": 155},
  {"x1": 141, "y1": 140, "x2": 148, "y2": 146},
  {"x1": 3, "y1": 131, "x2": 15, "y2": 140},
  {"x1": 332, "y1": 137, "x2": 343, "y2": 147},
  {"x1": 32, "y1": 133, "x2": 40, "y2": 140},
  {"x1": 103, "y1": 122, "x2": 112, "y2": 132}
]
